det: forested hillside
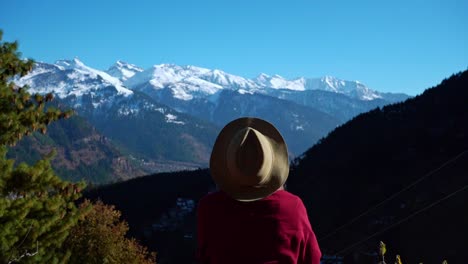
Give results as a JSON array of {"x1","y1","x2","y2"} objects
[
  {"x1": 289, "y1": 70, "x2": 468, "y2": 263},
  {"x1": 8, "y1": 111, "x2": 146, "y2": 183}
]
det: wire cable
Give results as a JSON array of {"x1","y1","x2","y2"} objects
[
  {"x1": 333, "y1": 182, "x2": 468, "y2": 256},
  {"x1": 319, "y1": 149, "x2": 468, "y2": 242}
]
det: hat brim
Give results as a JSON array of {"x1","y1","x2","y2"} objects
[{"x1": 210, "y1": 117, "x2": 289, "y2": 201}]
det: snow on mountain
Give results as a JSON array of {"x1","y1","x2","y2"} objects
[
  {"x1": 119, "y1": 63, "x2": 386, "y2": 101},
  {"x1": 200, "y1": 69, "x2": 260, "y2": 90},
  {"x1": 304, "y1": 76, "x2": 382, "y2": 100},
  {"x1": 125, "y1": 64, "x2": 208, "y2": 88},
  {"x1": 16, "y1": 58, "x2": 133, "y2": 102},
  {"x1": 254, "y1": 74, "x2": 382, "y2": 100},
  {"x1": 123, "y1": 64, "x2": 261, "y2": 100},
  {"x1": 106, "y1": 60, "x2": 144, "y2": 82},
  {"x1": 123, "y1": 64, "x2": 217, "y2": 100},
  {"x1": 15, "y1": 60, "x2": 207, "y2": 123},
  {"x1": 255, "y1": 73, "x2": 306, "y2": 91},
  {"x1": 12, "y1": 59, "x2": 193, "y2": 125},
  {"x1": 165, "y1": 113, "x2": 185, "y2": 125},
  {"x1": 18, "y1": 59, "x2": 395, "y2": 108}
]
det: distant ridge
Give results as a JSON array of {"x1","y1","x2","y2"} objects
[{"x1": 110, "y1": 61, "x2": 405, "y2": 101}]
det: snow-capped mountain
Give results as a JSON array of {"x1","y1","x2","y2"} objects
[
  {"x1": 123, "y1": 64, "x2": 260, "y2": 100},
  {"x1": 15, "y1": 58, "x2": 409, "y2": 177},
  {"x1": 255, "y1": 74, "x2": 383, "y2": 100},
  {"x1": 17, "y1": 59, "x2": 190, "y2": 120},
  {"x1": 16, "y1": 58, "x2": 132, "y2": 110},
  {"x1": 110, "y1": 61, "x2": 408, "y2": 127},
  {"x1": 255, "y1": 73, "x2": 307, "y2": 91},
  {"x1": 18, "y1": 58, "x2": 406, "y2": 115},
  {"x1": 16, "y1": 59, "x2": 220, "y2": 172},
  {"x1": 117, "y1": 63, "x2": 403, "y2": 102},
  {"x1": 106, "y1": 60, "x2": 144, "y2": 82}
]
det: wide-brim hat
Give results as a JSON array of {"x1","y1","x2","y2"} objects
[{"x1": 210, "y1": 117, "x2": 289, "y2": 202}]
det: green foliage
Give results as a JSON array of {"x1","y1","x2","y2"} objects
[
  {"x1": 0, "y1": 32, "x2": 72, "y2": 147},
  {"x1": 0, "y1": 148, "x2": 86, "y2": 263},
  {"x1": 0, "y1": 30, "x2": 85, "y2": 263},
  {"x1": 65, "y1": 200, "x2": 156, "y2": 264}
]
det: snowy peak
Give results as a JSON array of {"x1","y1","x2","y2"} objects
[
  {"x1": 18, "y1": 59, "x2": 394, "y2": 103},
  {"x1": 256, "y1": 73, "x2": 271, "y2": 82},
  {"x1": 125, "y1": 64, "x2": 199, "y2": 89},
  {"x1": 117, "y1": 62, "x2": 388, "y2": 101},
  {"x1": 16, "y1": 59, "x2": 133, "y2": 106},
  {"x1": 106, "y1": 60, "x2": 144, "y2": 82},
  {"x1": 255, "y1": 74, "x2": 306, "y2": 91},
  {"x1": 311, "y1": 76, "x2": 382, "y2": 100},
  {"x1": 52, "y1": 58, "x2": 127, "y2": 89},
  {"x1": 253, "y1": 73, "x2": 381, "y2": 100},
  {"x1": 53, "y1": 58, "x2": 89, "y2": 71},
  {"x1": 124, "y1": 64, "x2": 259, "y2": 100},
  {"x1": 321, "y1": 75, "x2": 345, "y2": 92},
  {"x1": 200, "y1": 69, "x2": 259, "y2": 90}
]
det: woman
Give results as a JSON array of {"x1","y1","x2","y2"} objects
[{"x1": 197, "y1": 117, "x2": 321, "y2": 264}]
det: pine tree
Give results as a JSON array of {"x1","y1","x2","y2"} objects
[{"x1": 0, "y1": 30, "x2": 86, "y2": 264}]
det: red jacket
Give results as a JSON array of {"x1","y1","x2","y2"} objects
[{"x1": 197, "y1": 190, "x2": 321, "y2": 264}]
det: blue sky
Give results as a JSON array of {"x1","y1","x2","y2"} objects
[{"x1": 1, "y1": 0, "x2": 467, "y2": 95}]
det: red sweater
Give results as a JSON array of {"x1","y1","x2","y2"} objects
[{"x1": 197, "y1": 190, "x2": 321, "y2": 264}]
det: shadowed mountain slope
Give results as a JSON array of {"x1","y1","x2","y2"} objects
[{"x1": 288, "y1": 71, "x2": 468, "y2": 263}]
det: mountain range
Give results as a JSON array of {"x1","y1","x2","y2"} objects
[{"x1": 12, "y1": 58, "x2": 409, "y2": 183}]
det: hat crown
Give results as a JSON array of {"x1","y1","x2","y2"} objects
[
  {"x1": 226, "y1": 127, "x2": 273, "y2": 187},
  {"x1": 236, "y1": 128, "x2": 263, "y2": 176},
  {"x1": 210, "y1": 117, "x2": 289, "y2": 201}
]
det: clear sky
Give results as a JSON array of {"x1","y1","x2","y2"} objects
[{"x1": 1, "y1": 0, "x2": 467, "y2": 95}]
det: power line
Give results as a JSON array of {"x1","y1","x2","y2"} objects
[
  {"x1": 333, "y1": 182, "x2": 468, "y2": 256},
  {"x1": 319, "y1": 149, "x2": 468, "y2": 242}
]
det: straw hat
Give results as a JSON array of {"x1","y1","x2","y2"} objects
[{"x1": 210, "y1": 117, "x2": 289, "y2": 201}]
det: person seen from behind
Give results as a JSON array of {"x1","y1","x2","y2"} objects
[{"x1": 197, "y1": 117, "x2": 321, "y2": 264}]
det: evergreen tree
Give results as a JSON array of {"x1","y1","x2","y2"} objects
[{"x1": 0, "y1": 30, "x2": 86, "y2": 263}]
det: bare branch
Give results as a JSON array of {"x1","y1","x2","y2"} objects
[{"x1": 7, "y1": 241, "x2": 39, "y2": 264}]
